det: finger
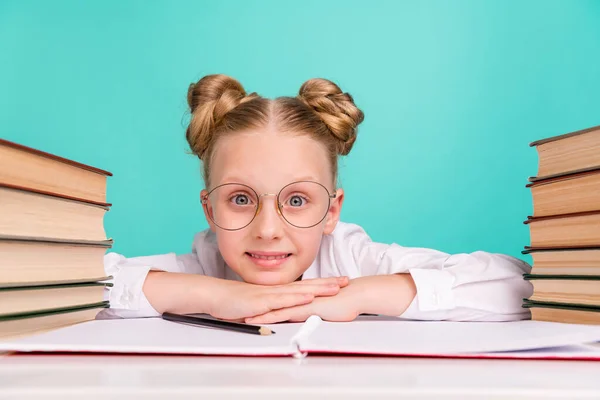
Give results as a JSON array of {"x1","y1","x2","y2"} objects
[
  {"x1": 264, "y1": 293, "x2": 314, "y2": 312},
  {"x1": 220, "y1": 317, "x2": 246, "y2": 323},
  {"x1": 295, "y1": 276, "x2": 349, "y2": 287},
  {"x1": 336, "y1": 276, "x2": 350, "y2": 287},
  {"x1": 278, "y1": 283, "x2": 340, "y2": 297},
  {"x1": 247, "y1": 304, "x2": 312, "y2": 324}
]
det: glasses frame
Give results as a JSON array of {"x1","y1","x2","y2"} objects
[{"x1": 201, "y1": 180, "x2": 337, "y2": 231}]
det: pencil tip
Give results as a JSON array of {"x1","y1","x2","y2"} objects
[{"x1": 259, "y1": 327, "x2": 274, "y2": 336}]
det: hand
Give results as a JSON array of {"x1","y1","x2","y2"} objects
[
  {"x1": 245, "y1": 278, "x2": 362, "y2": 324},
  {"x1": 208, "y1": 276, "x2": 350, "y2": 321},
  {"x1": 245, "y1": 274, "x2": 416, "y2": 324}
]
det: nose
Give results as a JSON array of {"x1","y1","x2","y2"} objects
[{"x1": 251, "y1": 194, "x2": 284, "y2": 240}]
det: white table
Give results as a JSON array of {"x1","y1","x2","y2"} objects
[{"x1": 2, "y1": 353, "x2": 600, "y2": 399}]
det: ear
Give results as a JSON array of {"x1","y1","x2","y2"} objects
[
  {"x1": 200, "y1": 189, "x2": 217, "y2": 232},
  {"x1": 323, "y1": 188, "x2": 344, "y2": 235}
]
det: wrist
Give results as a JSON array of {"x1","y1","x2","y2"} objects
[
  {"x1": 144, "y1": 271, "x2": 223, "y2": 315},
  {"x1": 354, "y1": 274, "x2": 417, "y2": 316},
  {"x1": 197, "y1": 276, "x2": 234, "y2": 316}
]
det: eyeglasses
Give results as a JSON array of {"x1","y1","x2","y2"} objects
[{"x1": 201, "y1": 181, "x2": 337, "y2": 231}]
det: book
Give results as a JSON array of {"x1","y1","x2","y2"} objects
[
  {"x1": 529, "y1": 307, "x2": 600, "y2": 325},
  {"x1": 0, "y1": 236, "x2": 112, "y2": 284},
  {"x1": 525, "y1": 275, "x2": 600, "y2": 306},
  {"x1": 0, "y1": 282, "x2": 109, "y2": 315},
  {"x1": 0, "y1": 183, "x2": 110, "y2": 242},
  {"x1": 0, "y1": 139, "x2": 113, "y2": 339},
  {"x1": 0, "y1": 138, "x2": 111, "y2": 204},
  {"x1": 523, "y1": 247, "x2": 600, "y2": 275},
  {"x1": 0, "y1": 302, "x2": 109, "y2": 339},
  {"x1": 523, "y1": 300, "x2": 600, "y2": 325},
  {"x1": 525, "y1": 211, "x2": 600, "y2": 248},
  {"x1": 529, "y1": 124, "x2": 600, "y2": 181},
  {"x1": 524, "y1": 124, "x2": 600, "y2": 325},
  {"x1": 2, "y1": 316, "x2": 600, "y2": 360},
  {"x1": 528, "y1": 168, "x2": 600, "y2": 217}
]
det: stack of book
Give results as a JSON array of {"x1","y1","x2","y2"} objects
[
  {"x1": 0, "y1": 139, "x2": 113, "y2": 339},
  {"x1": 522, "y1": 124, "x2": 600, "y2": 324}
]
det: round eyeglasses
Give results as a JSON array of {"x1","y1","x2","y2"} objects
[{"x1": 201, "y1": 181, "x2": 337, "y2": 231}]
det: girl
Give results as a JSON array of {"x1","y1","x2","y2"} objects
[{"x1": 100, "y1": 74, "x2": 532, "y2": 324}]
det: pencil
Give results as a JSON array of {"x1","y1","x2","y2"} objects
[{"x1": 161, "y1": 312, "x2": 275, "y2": 336}]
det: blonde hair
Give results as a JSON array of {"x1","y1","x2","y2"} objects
[{"x1": 185, "y1": 74, "x2": 364, "y2": 187}]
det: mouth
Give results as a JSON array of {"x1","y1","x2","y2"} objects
[{"x1": 245, "y1": 252, "x2": 292, "y2": 268}]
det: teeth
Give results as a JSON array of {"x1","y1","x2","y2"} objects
[{"x1": 249, "y1": 253, "x2": 288, "y2": 260}]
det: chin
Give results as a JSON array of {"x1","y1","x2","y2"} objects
[{"x1": 242, "y1": 271, "x2": 298, "y2": 286}]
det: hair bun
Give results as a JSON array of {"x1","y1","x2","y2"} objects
[
  {"x1": 298, "y1": 78, "x2": 364, "y2": 155},
  {"x1": 186, "y1": 74, "x2": 258, "y2": 159}
]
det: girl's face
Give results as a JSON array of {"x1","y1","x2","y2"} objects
[{"x1": 201, "y1": 130, "x2": 344, "y2": 285}]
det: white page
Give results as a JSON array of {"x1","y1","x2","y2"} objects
[
  {"x1": 301, "y1": 318, "x2": 600, "y2": 356},
  {"x1": 0, "y1": 318, "x2": 303, "y2": 356},
  {"x1": 4, "y1": 316, "x2": 600, "y2": 358},
  {"x1": 472, "y1": 344, "x2": 600, "y2": 360}
]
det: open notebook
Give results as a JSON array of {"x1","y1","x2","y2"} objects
[{"x1": 2, "y1": 315, "x2": 600, "y2": 360}]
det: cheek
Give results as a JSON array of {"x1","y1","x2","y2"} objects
[
  {"x1": 215, "y1": 231, "x2": 245, "y2": 259},
  {"x1": 293, "y1": 227, "x2": 325, "y2": 257}
]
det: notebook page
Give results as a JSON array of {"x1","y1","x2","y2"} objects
[
  {"x1": 473, "y1": 344, "x2": 600, "y2": 359},
  {"x1": 301, "y1": 318, "x2": 600, "y2": 356},
  {"x1": 0, "y1": 318, "x2": 303, "y2": 356}
]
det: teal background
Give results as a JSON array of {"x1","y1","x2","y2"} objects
[{"x1": 1, "y1": 0, "x2": 599, "y2": 261}]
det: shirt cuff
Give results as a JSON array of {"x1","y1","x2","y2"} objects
[
  {"x1": 407, "y1": 268, "x2": 457, "y2": 312},
  {"x1": 109, "y1": 264, "x2": 152, "y2": 311}
]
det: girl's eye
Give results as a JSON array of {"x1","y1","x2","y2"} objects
[
  {"x1": 231, "y1": 194, "x2": 251, "y2": 205},
  {"x1": 288, "y1": 195, "x2": 307, "y2": 207}
]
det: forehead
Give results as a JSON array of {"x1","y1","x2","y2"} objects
[{"x1": 210, "y1": 130, "x2": 333, "y2": 190}]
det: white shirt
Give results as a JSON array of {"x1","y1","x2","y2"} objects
[{"x1": 99, "y1": 221, "x2": 533, "y2": 321}]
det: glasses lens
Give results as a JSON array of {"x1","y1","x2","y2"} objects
[
  {"x1": 206, "y1": 184, "x2": 258, "y2": 230},
  {"x1": 278, "y1": 181, "x2": 331, "y2": 228}
]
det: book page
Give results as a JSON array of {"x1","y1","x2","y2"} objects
[
  {"x1": 474, "y1": 344, "x2": 600, "y2": 360},
  {"x1": 0, "y1": 318, "x2": 303, "y2": 356},
  {"x1": 301, "y1": 317, "x2": 600, "y2": 356}
]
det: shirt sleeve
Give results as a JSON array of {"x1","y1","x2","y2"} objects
[
  {"x1": 332, "y1": 222, "x2": 533, "y2": 322},
  {"x1": 97, "y1": 250, "x2": 205, "y2": 319}
]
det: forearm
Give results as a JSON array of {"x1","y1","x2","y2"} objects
[
  {"x1": 355, "y1": 274, "x2": 416, "y2": 316},
  {"x1": 143, "y1": 271, "x2": 218, "y2": 315}
]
